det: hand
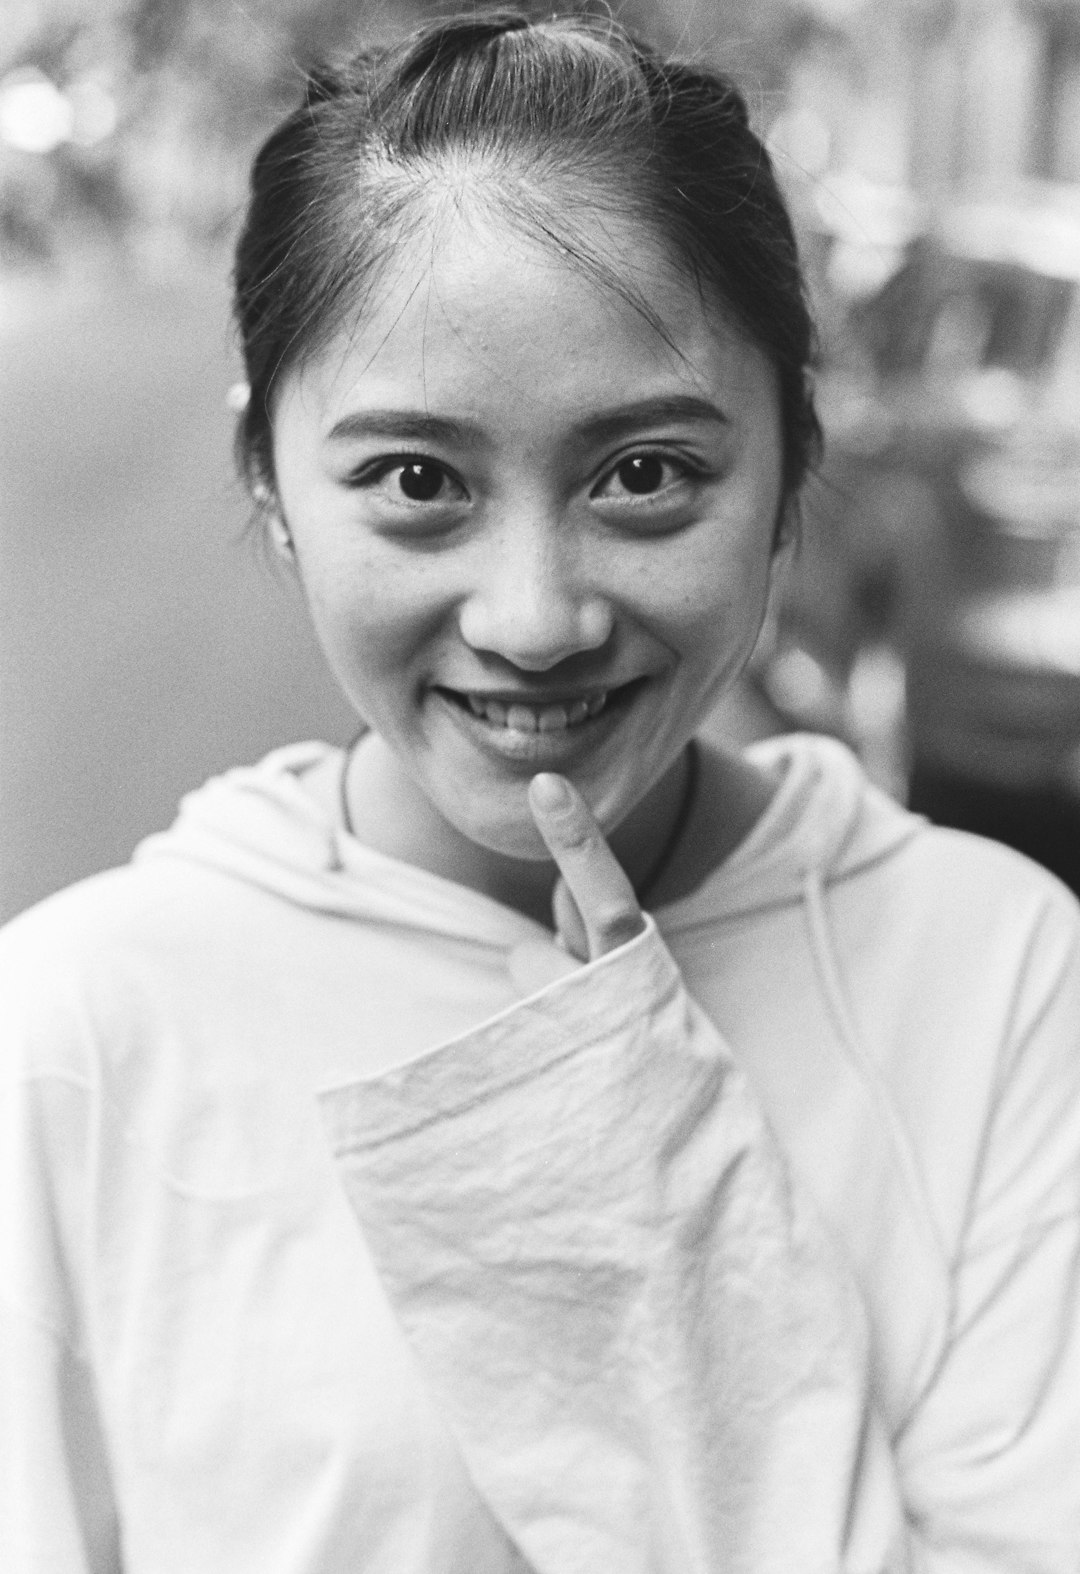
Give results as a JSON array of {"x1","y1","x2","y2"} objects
[{"x1": 506, "y1": 774, "x2": 646, "y2": 994}]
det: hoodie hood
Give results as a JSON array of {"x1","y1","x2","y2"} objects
[
  {"x1": 664, "y1": 730, "x2": 924, "y2": 929},
  {"x1": 135, "y1": 734, "x2": 925, "y2": 942}
]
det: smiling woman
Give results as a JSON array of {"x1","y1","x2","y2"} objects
[
  {"x1": 3, "y1": 11, "x2": 1080, "y2": 1574},
  {"x1": 269, "y1": 206, "x2": 782, "y2": 911}
]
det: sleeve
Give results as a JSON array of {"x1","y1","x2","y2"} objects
[
  {"x1": 0, "y1": 926, "x2": 124, "y2": 1573},
  {"x1": 319, "y1": 916, "x2": 915, "y2": 1574},
  {"x1": 895, "y1": 890, "x2": 1080, "y2": 1571}
]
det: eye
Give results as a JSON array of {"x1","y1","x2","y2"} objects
[
  {"x1": 592, "y1": 450, "x2": 700, "y2": 504},
  {"x1": 613, "y1": 454, "x2": 667, "y2": 495},
  {"x1": 396, "y1": 460, "x2": 456, "y2": 502},
  {"x1": 347, "y1": 455, "x2": 467, "y2": 507}
]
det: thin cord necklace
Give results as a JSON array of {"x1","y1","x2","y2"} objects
[
  {"x1": 633, "y1": 738, "x2": 699, "y2": 907},
  {"x1": 339, "y1": 730, "x2": 699, "y2": 907},
  {"x1": 338, "y1": 726, "x2": 368, "y2": 836}
]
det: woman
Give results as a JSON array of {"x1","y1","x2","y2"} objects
[{"x1": 3, "y1": 12, "x2": 1079, "y2": 1571}]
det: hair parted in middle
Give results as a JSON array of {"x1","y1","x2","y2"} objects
[{"x1": 233, "y1": 8, "x2": 821, "y2": 514}]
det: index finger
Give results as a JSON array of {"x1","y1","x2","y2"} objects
[{"x1": 528, "y1": 773, "x2": 645, "y2": 960}]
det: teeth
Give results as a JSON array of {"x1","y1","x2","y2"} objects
[
  {"x1": 461, "y1": 690, "x2": 611, "y2": 730},
  {"x1": 537, "y1": 705, "x2": 569, "y2": 733}
]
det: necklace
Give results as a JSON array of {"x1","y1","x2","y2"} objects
[
  {"x1": 338, "y1": 730, "x2": 699, "y2": 907},
  {"x1": 633, "y1": 738, "x2": 699, "y2": 907},
  {"x1": 338, "y1": 726, "x2": 368, "y2": 837}
]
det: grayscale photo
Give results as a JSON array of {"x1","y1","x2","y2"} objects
[{"x1": 2, "y1": 1, "x2": 1080, "y2": 1568}]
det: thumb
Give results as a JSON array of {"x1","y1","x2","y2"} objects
[{"x1": 506, "y1": 937, "x2": 580, "y2": 994}]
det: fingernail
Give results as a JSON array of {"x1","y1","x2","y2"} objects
[{"x1": 530, "y1": 773, "x2": 572, "y2": 812}]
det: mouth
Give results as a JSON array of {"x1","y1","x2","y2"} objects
[
  {"x1": 436, "y1": 680, "x2": 644, "y2": 735},
  {"x1": 434, "y1": 679, "x2": 651, "y2": 758}
]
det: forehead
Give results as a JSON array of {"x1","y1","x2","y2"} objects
[{"x1": 281, "y1": 202, "x2": 777, "y2": 429}]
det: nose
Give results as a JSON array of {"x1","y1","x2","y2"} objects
[{"x1": 457, "y1": 518, "x2": 614, "y2": 669}]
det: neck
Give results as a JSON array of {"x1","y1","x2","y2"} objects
[
  {"x1": 341, "y1": 735, "x2": 701, "y2": 927},
  {"x1": 340, "y1": 732, "x2": 778, "y2": 927}
]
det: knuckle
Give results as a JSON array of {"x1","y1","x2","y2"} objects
[
  {"x1": 559, "y1": 817, "x2": 599, "y2": 856},
  {"x1": 592, "y1": 903, "x2": 643, "y2": 951}
]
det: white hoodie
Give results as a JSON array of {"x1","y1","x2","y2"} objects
[{"x1": 1, "y1": 733, "x2": 1078, "y2": 1573}]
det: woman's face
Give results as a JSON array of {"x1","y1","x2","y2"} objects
[{"x1": 271, "y1": 206, "x2": 786, "y2": 859}]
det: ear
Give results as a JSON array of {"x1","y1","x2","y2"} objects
[
  {"x1": 266, "y1": 507, "x2": 295, "y2": 561},
  {"x1": 253, "y1": 481, "x2": 294, "y2": 560},
  {"x1": 768, "y1": 497, "x2": 799, "y2": 591}
]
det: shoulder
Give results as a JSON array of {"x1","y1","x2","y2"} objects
[
  {"x1": 0, "y1": 739, "x2": 346, "y2": 1074},
  {"x1": 869, "y1": 815, "x2": 1080, "y2": 988},
  {"x1": 0, "y1": 856, "x2": 254, "y2": 1084},
  {"x1": 691, "y1": 730, "x2": 1080, "y2": 1076},
  {"x1": 834, "y1": 818, "x2": 1080, "y2": 1204},
  {"x1": 0, "y1": 850, "x2": 243, "y2": 971},
  {"x1": 753, "y1": 728, "x2": 1079, "y2": 940},
  {"x1": 884, "y1": 826, "x2": 1080, "y2": 1256}
]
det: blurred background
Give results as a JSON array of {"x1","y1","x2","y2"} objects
[{"x1": 2, "y1": 0, "x2": 1080, "y2": 922}]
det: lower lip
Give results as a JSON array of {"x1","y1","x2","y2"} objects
[{"x1": 431, "y1": 685, "x2": 644, "y2": 770}]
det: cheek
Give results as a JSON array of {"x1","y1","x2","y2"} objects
[
  {"x1": 302, "y1": 568, "x2": 382, "y2": 663},
  {"x1": 654, "y1": 543, "x2": 774, "y2": 660},
  {"x1": 296, "y1": 547, "x2": 455, "y2": 698}
]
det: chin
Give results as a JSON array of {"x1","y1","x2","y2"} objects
[
  {"x1": 453, "y1": 805, "x2": 554, "y2": 864},
  {"x1": 446, "y1": 771, "x2": 639, "y2": 866}
]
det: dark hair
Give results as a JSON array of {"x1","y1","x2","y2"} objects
[{"x1": 232, "y1": 9, "x2": 821, "y2": 512}]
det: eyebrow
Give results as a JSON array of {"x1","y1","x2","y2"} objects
[
  {"x1": 325, "y1": 395, "x2": 728, "y2": 448},
  {"x1": 326, "y1": 411, "x2": 477, "y2": 445},
  {"x1": 577, "y1": 396, "x2": 729, "y2": 443}
]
